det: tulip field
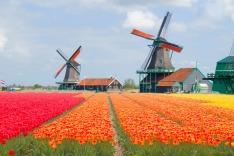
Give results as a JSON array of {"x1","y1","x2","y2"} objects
[{"x1": 0, "y1": 92, "x2": 234, "y2": 155}]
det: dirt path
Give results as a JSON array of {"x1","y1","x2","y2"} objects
[{"x1": 108, "y1": 94, "x2": 124, "y2": 156}]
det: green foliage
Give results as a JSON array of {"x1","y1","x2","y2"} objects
[
  {"x1": 33, "y1": 84, "x2": 42, "y2": 89},
  {"x1": 123, "y1": 78, "x2": 138, "y2": 89},
  {"x1": 0, "y1": 134, "x2": 114, "y2": 156},
  {"x1": 1, "y1": 133, "x2": 233, "y2": 156}
]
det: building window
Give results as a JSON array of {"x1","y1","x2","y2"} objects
[{"x1": 160, "y1": 60, "x2": 162, "y2": 63}]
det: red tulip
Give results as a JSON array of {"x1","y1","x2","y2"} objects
[
  {"x1": 0, "y1": 92, "x2": 85, "y2": 141},
  {"x1": 9, "y1": 149, "x2": 14, "y2": 156},
  {"x1": 0, "y1": 139, "x2": 6, "y2": 144}
]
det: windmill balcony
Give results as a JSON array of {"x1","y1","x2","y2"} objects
[
  {"x1": 207, "y1": 73, "x2": 215, "y2": 78},
  {"x1": 136, "y1": 67, "x2": 175, "y2": 74}
]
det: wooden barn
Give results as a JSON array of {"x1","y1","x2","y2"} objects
[
  {"x1": 157, "y1": 68, "x2": 212, "y2": 93},
  {"x1": 76, "y1": 77, "x2": 123, "y2": 91}
]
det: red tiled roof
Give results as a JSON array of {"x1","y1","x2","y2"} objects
[
  {"x1": 160, "y1": 68, "x2": 195, "y2": 82},
  {"x1": 77, "y1": 78, "x2": 115, "y2": 86},
  {"x1": 157, "y1": 81, "x2": 175, "y2": 87},
  {"x1": 157, "y1": 68, "x2": 195, "y2": 87}
]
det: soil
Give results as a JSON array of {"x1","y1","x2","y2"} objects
[{"x1": 108, "y1": 95, "x2": 124, "y2": 156}]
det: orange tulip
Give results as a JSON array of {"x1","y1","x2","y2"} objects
[{"x1": 33, "y1": 93, "x2": 114, "y2": 147}]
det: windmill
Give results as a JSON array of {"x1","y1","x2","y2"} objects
[
  {"x1": 55, "y1": 46, "x2": 81, "y2": 90},
  {"x1": 223, "y1": 39, "x2": 234, "y2": 77},
  {"x1": 208, "y1": 40, "x2": 234, "y2": 94},
  {"x1": 131, "y1": 11, "x2": 183, "y2": 92}
]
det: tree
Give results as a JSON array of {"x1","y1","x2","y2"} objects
[
  {"x1": 123, "y1": 78, "x2": 138, "y2": 89},
  {"x1": 33, "y1": 84, "x2": 42, "y2": 89}
]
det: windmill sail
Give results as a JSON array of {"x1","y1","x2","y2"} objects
[
  {"x1": 160, "y1": 41, "x2": 183, "y2": 53},
  {"x1": 131, "y1": 29, "x2": 154, "y2": 40},
  {"x1": 55, "y1": 64, "x2": 66, "y2": 78},
  {"x1": 56, "y1": 49, "x2": 69, "y2": 61},
  {"x1": 141, "y1": 45, "x2": 157, "y2": 70},
  {"x1": 69, "y1": 46, "x2": 82, "y2": 61},
  {"x1": 157, "y1": 12, "x2": 172, "y2": 38},
  {"x1": 131, "y1": 11, "x2": 183, "y2": 71},
  {"x1": 55, "y1": 46, "x2": 81, "y2": 82}
]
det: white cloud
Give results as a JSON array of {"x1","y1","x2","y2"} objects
[
  {"x1": 9, "y1": 0, "x2": 198, "y2": 14},
  {"x1": 190, "y1": 19, "x2": 217, "y2": 29},
  {"x1": 122, "y1": 10, "x2": 160, "y2": 29},
  {"x1": 179, "y1": 0, "x2": 234, "y2": 31},
  {"x1": 160, "y1": 0, "x2": 198, "y2": 8},
  {"x1": 170, "y1": 22, "x2": 188, "y2": 32},
  {"x1": 0, "y1": 34, "x2": 7, "y2": 49},
  {"x1": 202, "y1": 0, "x2": 234, "y2": 21},
  {"x1": 0, "y1": 42, "x2": 31, "y2": 61},
  {"x1": 122, "y1": 10, "x2": 188, "y2": 35},
  {"x1": 222, "y1": 0, "x2": 234, "y2": 21}
]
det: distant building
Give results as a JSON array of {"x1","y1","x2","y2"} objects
[
  {"x1": 76, "y1": 77, "x2": 123, "y2": 91},
  {"x1": 211, "y1": 56, "x2": 234, "y2": 94},
  {"x1": 156, "y1": 68, "x2": 212, "y2": 93}
]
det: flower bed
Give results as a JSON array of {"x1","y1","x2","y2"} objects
[
  {"x1": 123, "y1": 93, "x2": 234, "y2": 146},
  {"x1": 0, "y1": 92, "x2": 84, "y2": 143},
  {"x1": 33, "y1": 93, "x2": 114, "y2": 148}
]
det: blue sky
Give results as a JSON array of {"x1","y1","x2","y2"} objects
[{"x1": 0, "y1": 0, "x2": 234, "y2": 86}]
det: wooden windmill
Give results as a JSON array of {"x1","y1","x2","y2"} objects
[
  {"x1": 55, "y1": 46, "x2": 81, "y2": 90},
  {"x1": 131, "y1": 12, "x2": 183, "y2": 92}
]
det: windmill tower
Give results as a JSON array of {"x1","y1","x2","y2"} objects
[
  {"x1": 55, "y1": 46, "x2": 82, "y2": 90},
  {"x1": 210, "y1": 40, "x2": 234, "y2": 94},
  {"x1": 131, "y1": 12, "x2": 183, "y2": 92}
]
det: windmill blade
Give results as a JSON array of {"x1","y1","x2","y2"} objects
[
  {"x1": 229, "y1": 39, "x2": 234, "y2": 56},
  {"x1": 160, "y1": 41, "x2": 183, "y2": 53},
  {"x1": 56, "y1": 49, "x2": 68, "y2": 61},
  {"x1": 131, "y1": 29, "x2": 154, "y2": 40},
  {"x1": 55, "y1": 64, "x2": 66, "y2": 78},
  {"x1": 69, "y1": 62, "x2": 80, "y2": 75},
  {"x1": 141, "y1": 45, "x2": 157, "y2": 70},
  {"x1": 69, "y1": 46, "x2": 82, "y2": 61},
  {"x1": 157, "y1": 12, "x2": 172, "y2": 38}
]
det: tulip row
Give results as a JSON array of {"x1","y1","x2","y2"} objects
[
  {"x1": 33, "y1": 93, "x2": 114, "y2": 148},
  {"x1": 137, "y1": 93, "x2": 234, "y2": 121},
  {"x1": 75, "y1": 92, "x2": 94, "y2": 100},
  {"x1": 123, "y1": 93, "x2": 234, "y2": 146},
  {"x1": 172, "y1": 94, "x2": 234, "y2": 121},
  {"x1": 171, "y1": 94, "x2": 234, "y2": 109},
  {"x1": 110, "y1": 94, "x2": 189, "y2": 145},
  {"x1": 0, "y1": 92, "x2": 84, "y2": 144},
  {"x1": 141, "y1": 93, "x2": 234, "y2": 121}
]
